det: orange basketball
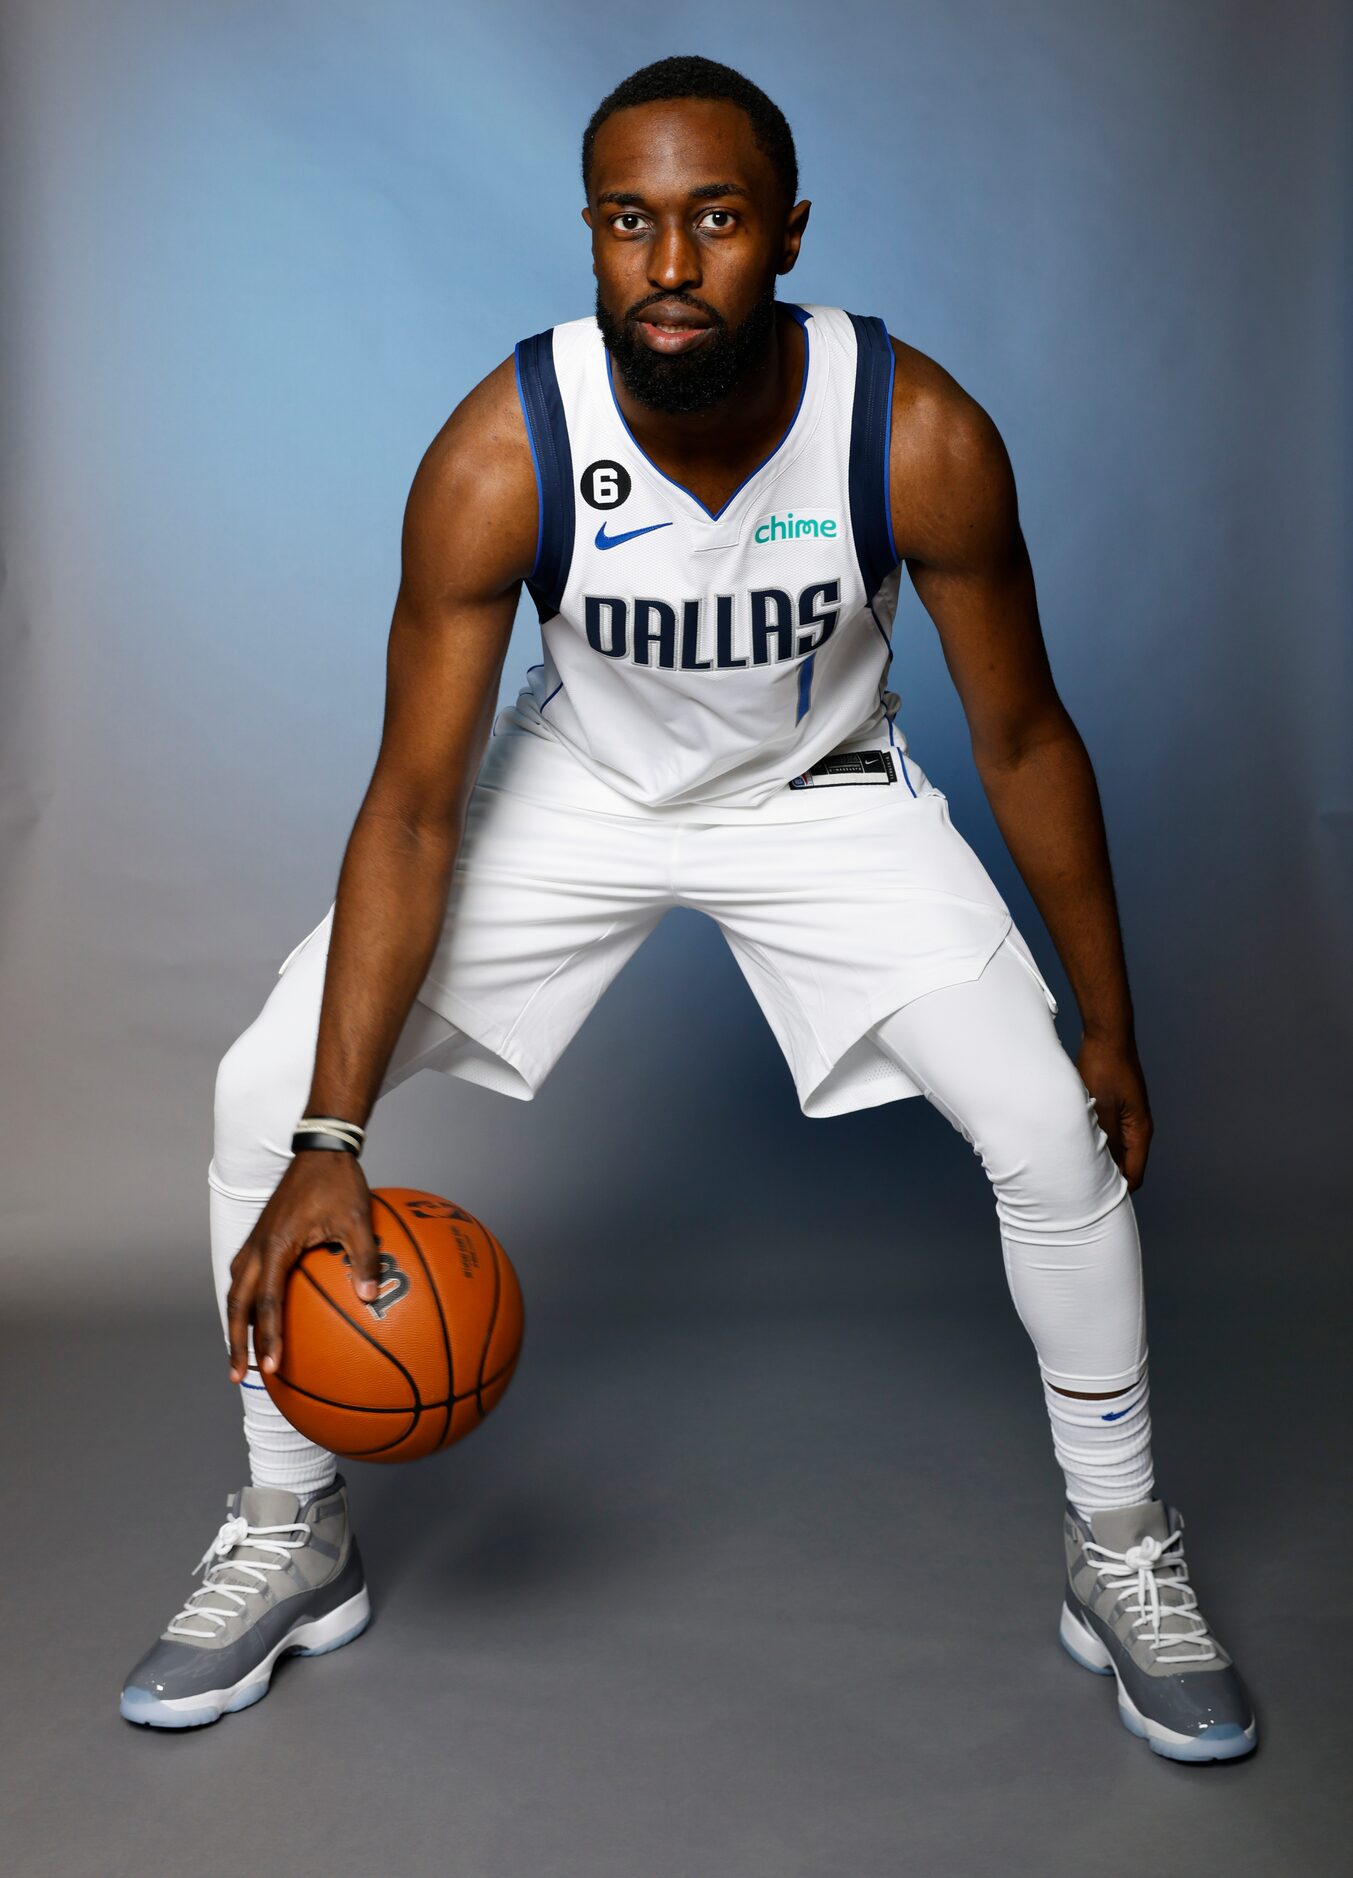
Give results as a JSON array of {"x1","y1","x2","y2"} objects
[{"x1": 263, "y1": 1187, "x2": 524, "y2": 1464}]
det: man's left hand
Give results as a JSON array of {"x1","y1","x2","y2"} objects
[{"x1": 1077, "y1": 1035, "x2": 1153, "y2": 1192}]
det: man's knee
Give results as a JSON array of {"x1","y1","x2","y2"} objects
[
  {"x1": 212, "y1": 1017, "x2": 310, "y2": 1187},
  {"x1": 967, "y1": 1058, "x2": 1124, "y2": 1229}
]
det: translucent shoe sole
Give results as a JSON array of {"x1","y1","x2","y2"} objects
[
  {"x1": 120, "y1": 1586, "x2": 371, "y2": 1730},
  {"x1": 1059, "y1": 1602, "x2": 1257, "y2": 1763}
]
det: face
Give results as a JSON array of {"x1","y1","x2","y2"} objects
[{"x1": 583, "y1": 97, "x2": 809, "y2": 415}]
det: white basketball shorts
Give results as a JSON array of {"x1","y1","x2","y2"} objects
[{"x1": 278, "y1": 723, "x2": 1058, "y2": 1120}]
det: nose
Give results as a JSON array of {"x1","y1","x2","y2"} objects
[{"x1": 649, "y1": 217, "x2": 701, "y2": 293}]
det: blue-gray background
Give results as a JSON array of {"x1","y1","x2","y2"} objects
[{"x1": 2, "y1": 0, "x2": 1348, "y2": 1323}]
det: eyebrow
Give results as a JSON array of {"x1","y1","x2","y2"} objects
[{"x1": 594, "y1": 182, "x2": 749, "y2": 208}]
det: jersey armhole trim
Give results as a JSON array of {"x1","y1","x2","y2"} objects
[
  {"x1": 846, "y1": 312, "x2": 901, "y2": 602},
  {"x1": 881, "y1": 323, "x2": 900, "y2": 570},
  {"x1": 513, "y1": 344, "x2": 545, "y2": 579},
  {"x1": 513, "y1": 330, "x2": 575, "y2": 621}
]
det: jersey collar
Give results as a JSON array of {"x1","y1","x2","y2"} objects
[{"x1": 600, "y1": 305, "x2": 826, "y2": 529}]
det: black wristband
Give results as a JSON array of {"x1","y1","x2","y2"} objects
[{"x1": 291, "y1": 1128, "x2": 361, "y2": 1156}]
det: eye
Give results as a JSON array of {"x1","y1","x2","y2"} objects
[
  {"x1": 698, "y1": 208, "x2": 737, "y2": 231},
  {"x1": 611, "y1": 212, "x2": 649, "y2": 236}
]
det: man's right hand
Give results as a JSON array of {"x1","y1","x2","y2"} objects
[{"x1": 226, "y1": 1152, "x2": 381, "y2": 1383}]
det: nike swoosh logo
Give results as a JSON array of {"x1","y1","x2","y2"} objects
[
  {"x1": 1101, "y1": 1408, "x2": 1133, "y2": 1421},
  {"x1": 595, "y1": 520, "x2": 673, "y2": 550}
]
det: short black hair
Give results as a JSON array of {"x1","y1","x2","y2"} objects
[{"x1": 581, "y1": 56, "x2": 798, "y2": 207}]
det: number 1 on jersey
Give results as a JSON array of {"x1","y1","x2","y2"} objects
[{"x1": 796, "y1": 651, "x2": 817, "y2": 723}]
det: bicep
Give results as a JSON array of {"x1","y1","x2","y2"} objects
[
  {"x1": 893, "y1": 362, "x2": 1069, "y2": 766},
  {"x1": 363, "y1": 363, "x2": 538, "y2": 830}
]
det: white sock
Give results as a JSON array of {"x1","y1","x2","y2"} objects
[
  {"x1": 239, "y1": 1360, "x2": 338, "y2": 1496},
  {"x1": 1041, "y1": 1368, "x2": 1154, "y2": 1518},
  {"x1": 210, "y1": 1161, "x2": 338, "y2": 1496}
]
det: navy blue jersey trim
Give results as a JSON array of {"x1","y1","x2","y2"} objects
[
  {"x1": 514, "y1": 348, "x2": 544, "y2": 576},
  {"x1": 847, "y1": 313, "x2": 900, "y2": 601},
  {"x1": 882, "y1": 324, "x2": 899, "y2": 568},
  {"x1": 514, "y1": 330, "x2": 575, "y2": 622}
]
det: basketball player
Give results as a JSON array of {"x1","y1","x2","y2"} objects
[{"x1": 120, "y1": 57, "x2": 1255, "y2": 1759}]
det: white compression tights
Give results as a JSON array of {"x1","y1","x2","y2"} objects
[
  {"x1": 209, "y1": 927, "x2": 1151, "y2": 1511},
  {"x1": 871, "y1": 942, "x2": 1152, "y2": 1512}
]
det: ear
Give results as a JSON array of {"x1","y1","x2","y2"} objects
[
  {"x1": 778, "y1": 199, "x2": 812, "y2": 276},
  {"x1": 581, "y1": 206, "x2": 594, "y2": 230}
]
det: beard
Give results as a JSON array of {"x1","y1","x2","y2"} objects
[{"x1": 595, "y1": 280, "x2": 779, "y2": 416}]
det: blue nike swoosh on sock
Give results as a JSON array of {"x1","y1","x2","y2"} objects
[{"x1": 1101, "y1": 1407, "x2": 1133, "y2": 1420}]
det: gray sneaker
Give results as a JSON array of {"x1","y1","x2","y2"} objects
[
  {"x1": 1060, "y1": 1499, "x2": 1256, "y2": 1762},
  {"x1": 120, "y1": 1477, "x2": 370, "y2": 1728}
]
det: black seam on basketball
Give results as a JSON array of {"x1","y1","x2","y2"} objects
[
  {"x1": 487, "y1": 1231, "x2": 520, "y2": 1420},
  {"x1": 328, "y1": 1410, "x2": 422, "y2": 1457},
  {"x1": 264, "y1": 1356, "x2": 518, "y2": 1414},
  {"x1": 475, "y1": 1228, "x2": 505, "y2": 1420},
  {"x1": 294, "y1": 1261, "x2": 423, "y2": 1409},
  {"x1": 267, "y1": 1376, "x2": 415, "y2": 1414},
  {"x1": 267, "y1": 1378, "x2": 422, "y2": 1454},
  {"x1": 470, "y1": 1351, "x2": 517, "y2": 1400},
  {"x1": 373, "y1": 1192, "x2": 456, "y2": 1448}
]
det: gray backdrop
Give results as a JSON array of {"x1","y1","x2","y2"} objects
[{"x1": 1, "y1": 6, "x2": 1350, "y2": 1870}]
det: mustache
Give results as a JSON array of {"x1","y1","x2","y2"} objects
[{"x1": 624, "y1": 293, "x2": 725, "y2": 327}]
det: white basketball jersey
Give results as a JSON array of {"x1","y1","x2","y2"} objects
[{"x1": 500, "y1": 303, "x2": 916, "y2": 817}]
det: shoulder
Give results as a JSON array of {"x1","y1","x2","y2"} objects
[
  {"x1": 402, "y1": 352, "x2": 539, "y2": 590},
  {"x1": 885, "y1": 336, "x2": 1019, "y2": 567},
  {"x1": 411, "y1": 353, "x2": 535, "y2": 517}
]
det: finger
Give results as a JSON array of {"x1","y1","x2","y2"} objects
[
  {"x1": 252, "y1": 1243, "x2": 291, "y2": 1374},
  {"x1": 226, "y1": 1253, "x2": 261, "y2": 1383},
  {"x1": 340, "y1": 1211, "x2": 382, "y2": 1304},
  {"x1": 1093, "y1": 1092, "x2": 1127, "y2": 1175},
  {"x1": 1121, "y1": 1113, "x2": 1152, "y2": 1192}
]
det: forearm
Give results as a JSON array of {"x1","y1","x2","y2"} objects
[
  {"x1": 303, "y1": 804, "x2": 462, "y2": 1127},
  {"x1": 975, "y1": 725, "x2": 1136, "y2": 1045}
]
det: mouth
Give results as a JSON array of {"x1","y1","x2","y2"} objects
[{"x1": 631, "y1": 303, "x2": 716, "y2": 356}]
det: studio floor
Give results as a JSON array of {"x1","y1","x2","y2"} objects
[{"x1": 4, "y1": 1282, "x2": 1348, "y2": 1877}]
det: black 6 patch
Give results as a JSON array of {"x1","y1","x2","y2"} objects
[{"x1": 579, "y1": 459, "x2": 631, "y2": 510}]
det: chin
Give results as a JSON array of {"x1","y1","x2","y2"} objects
[{"x1": 596, "y1": 286, "x2": 779, "y2": 417}]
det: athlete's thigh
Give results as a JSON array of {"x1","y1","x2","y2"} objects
[
  {"x1": 682, "y1": 784, "x2": 1030, "y2": 1117},
  {"x1": 216, "y1": 912, "x2": 468, "y2": 1160},
  {"x1": 418, "y1": 779, "x2": 671, "y2": 1070}
]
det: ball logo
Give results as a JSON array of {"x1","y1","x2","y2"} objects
[
  {"x1": 580, "y1": 459, "x2": 632, "y2": 510},
  {"x1": 337, "y1": 1245, "x2": 411, "y2": 1320},
  {"x1": 365, "y1": 1250, "x2": 412, "y2": 1320},
  {"x1": 406, "y1": 1197, "x2": 471, "y2": 1222}
]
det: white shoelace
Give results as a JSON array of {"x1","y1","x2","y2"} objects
[
  {"x1": 1084, "y1": 1524, "x2": 1217, "y2": 1665},
  {"x1": 166, "y1": 1515, "x2": 313, "y2": 1640}
]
